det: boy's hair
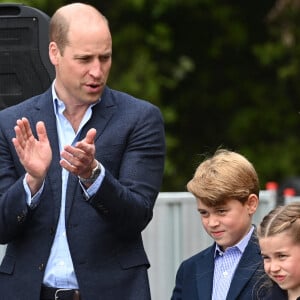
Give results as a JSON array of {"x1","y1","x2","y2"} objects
[
  {"x1": 187, "y1": 149, "x2": 259, "y2": 206},
  {"x1": 257, "y1": 202, "x2": 300, "y2": 244}
]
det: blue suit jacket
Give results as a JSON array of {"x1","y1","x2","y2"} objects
[
  {"x1": 0, "y1": 86, "x2": 165, "y2": 299},
  {"x1": 171, "y1": 231, "x2": 286, "y2": 300}
]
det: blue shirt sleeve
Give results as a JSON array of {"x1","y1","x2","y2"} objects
[
  {"x1": 78, "y1": 163, "x2": 106, "y2": 200},
  {"x1": 23, "y1": 175, "x2": 45, "y2": 209}
]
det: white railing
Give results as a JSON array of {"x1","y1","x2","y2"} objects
[{"x1": 0, "y1": 190, "x2": 280, "y2": 300}]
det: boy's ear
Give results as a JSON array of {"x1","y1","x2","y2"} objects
[{"x1": 245, "y1": 194, "x2": 259, "y2": 215}]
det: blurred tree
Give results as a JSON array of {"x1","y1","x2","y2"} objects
[
  {"x1": 95, "y1": 0, "x2": 291, "y2": 191},
  {"x1": 98, "y1": 0, "x2": 196, "y2": 190},
  {"x1": 102, "y1": 0, "x2": 300, "y2": 191},
  {"x1": 0, "y1": 0, "x2": 64, "y2": 14},
  {"x1": 243, "y1": 0, "x2": 300, "y2": 190},
  {"x1": 3, "y1": 0, "x2": 300, "y2": 192}
]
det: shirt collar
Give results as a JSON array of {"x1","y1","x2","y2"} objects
[
  {"x1": 51, "y1": 80, "x2": 100, "y2": 115},
  {"x1": 214, "y1": 225, "x2": 254, "y2": 258}
]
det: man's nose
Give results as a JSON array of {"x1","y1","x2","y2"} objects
[{"x1": 89, "y1": 60, "x2": 102, "y2": 78}]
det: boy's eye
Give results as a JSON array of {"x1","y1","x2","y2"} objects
[
  {"x1": 217, "y1": 209, "x2": 227, "y2": 215},
  {"x1": 198, "y1": 210, "x2": 209, "y2": 217}
]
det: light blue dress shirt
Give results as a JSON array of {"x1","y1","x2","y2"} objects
[
  {"x1": 24, "y1": 83, "x2": 105, "y2": 288},
  {"x1": 212, "y1": 225, "x2": 254, "y2": 300}
]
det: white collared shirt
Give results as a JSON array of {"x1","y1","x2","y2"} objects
[
  {"x1": 25, "y1": 82, "x2": 105, "y2": 288},
  {"x1": 212, "y1": 226, "x2": 254, "y2": 300}
]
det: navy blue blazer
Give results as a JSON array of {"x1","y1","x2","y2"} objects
[
  {"x1": 0, "y1": 86, "x2": 165, "y2": 299},
  {"x1": 171, "y1": 231, "x2": 284, "y2": 300}
]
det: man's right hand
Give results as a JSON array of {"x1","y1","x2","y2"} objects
[{"x1": 12, "y1": 117, "x2": 52, "y2": 195}]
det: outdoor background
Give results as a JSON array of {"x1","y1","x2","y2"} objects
[{"x1": 1, "y1": 0, "x2": 300, "y2": 192}]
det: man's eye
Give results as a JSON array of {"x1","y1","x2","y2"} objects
[
  {"x1": 77, "y1": 57, "x2": 90, "y2": 62},
  {"x1": 100, "y1": 55, "x2": 111, "y2": 62}
]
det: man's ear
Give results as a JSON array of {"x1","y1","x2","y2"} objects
[
  {"x1": 245, "y1": 194, "x2": 259, "y2": 215},
  {"x1": 49, "y1": 41, "x2": 60, "y2": 66}
]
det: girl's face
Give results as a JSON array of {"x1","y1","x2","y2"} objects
[{"x1": 259, "y1": 232, "x2": 300, "y2": 299}]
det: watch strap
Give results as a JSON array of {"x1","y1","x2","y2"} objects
[{"x1": 78, "y1": 160, "x2": 101, "y2": 184}]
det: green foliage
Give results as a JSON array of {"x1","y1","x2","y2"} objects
[
  {"x1": 5, "y1": 0, "x2": 300, "y2": 192},
  {"x1": 0, "y1": 0, "x2": 46, "y2": 9},
  {"x1": 0, "y1": 0, "x2": 64, "y2": 15}
]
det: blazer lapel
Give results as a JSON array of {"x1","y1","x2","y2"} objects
[
  {"x1": 78, "y1": 87, "x2": 116, "y2": 143},
  {"x1": 196, "y1": 246, "x2": 215, "y2": 300},
  {"x1": 65, "y1": 87, "x2": 116, "y2": 218},
  {"x1": 226, "y1": 232, "x2": 261, "y2": 299},
  {"x1": 30, "y1": 89, "x2": 63, "y2": 222}
]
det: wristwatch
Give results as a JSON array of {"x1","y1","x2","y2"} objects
[{"x1": 78, "y1": 160, "x2": 101, "y2": 184}]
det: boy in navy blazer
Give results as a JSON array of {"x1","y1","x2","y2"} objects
[{"x1": 171, "y1": 149, "x2": 284, "y2": 300}]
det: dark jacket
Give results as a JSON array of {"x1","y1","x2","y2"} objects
[
  {"x1": 171, "y1": 230, "x2": 285, "y2": 300},
  {"x1": 0, "y1": 86, "x2": 165, "y2": 300}
]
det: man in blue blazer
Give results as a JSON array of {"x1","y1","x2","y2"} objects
[{"x1": 0, "y1": 3, "x2": 165, "y2": 300}]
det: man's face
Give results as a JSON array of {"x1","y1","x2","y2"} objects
[{"x1": 50, "y1": 20, "x2": 112, "y2": 105}]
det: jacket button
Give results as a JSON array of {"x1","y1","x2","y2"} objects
[{"x1": 38, "y1": 263, "x2": 44, "y2": 271}]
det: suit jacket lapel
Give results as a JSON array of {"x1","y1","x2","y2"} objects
[
  {"x1": 30, "y1": 89, "x2": 63, "y2": 222},
  {"x1": 226, "y1": 232, "x2": 261, "y2": 299},
  {"x1": 196, "y1": 246, "x2": 215, "y2": 300},
  {"x1": 65, "y1": 87, "x2": 116, "y2": 218},
  {"x1": 78, "y1": 87, "x2": 116, "y2": 143}
]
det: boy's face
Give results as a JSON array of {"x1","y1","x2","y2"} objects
[{"x1": 197, "y1": 195, "x2": 258, "y2": 251}]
